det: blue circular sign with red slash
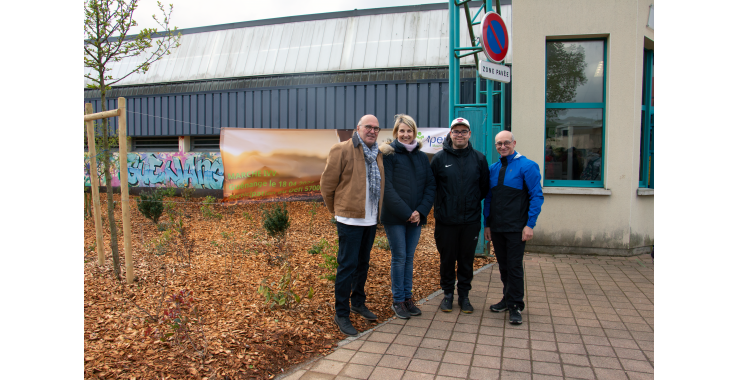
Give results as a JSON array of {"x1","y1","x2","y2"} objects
[{"x1": 479, "y1": 11, "x2": 509, "y2": 63}]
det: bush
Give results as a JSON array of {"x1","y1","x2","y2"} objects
[
  {"x1": 263, "y1": 202, "x2": 290, "y2": 239},
  {"x1": 138, "y1": 189, "x2": 164, "y2": 225},
  {"x1": 181, "y1": 187, "x2": 195, "y2": 201},
  {"x1": 374, "y1": 236, "x2": 390, "y2": 250},
  {"x1": 258, "y1": 264, "x2": 314, "y2": 309},
  {"x1": 308, "y1": 238, "x2": 329, "y2": 255},
  {"x1": 200, "y1": 196, "x2": 222, "y2": 220},
  {"x1": 319, "y1": 239, "x2": 339, "y2": 281},
  {"x1": 160, "y1": 187, "x2": 177, "y2": 198}
]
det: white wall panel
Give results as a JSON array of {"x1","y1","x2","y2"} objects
[
  {"x1": 294, "y1": 21, "x2": 316, "y2": 73},
  {"x1": 305, "y1": 20, "x2": 326, "y2": 72},
  {"x1": 412, "y1": 11, "x2": 431, "y2": 66},
  {"x1": 373, "y1": 14, "x2": 395, "y2": 68},
  {"x1": 387, "y1": 13, "x2": 406, "y2": 68},
  {"x1": 273, "y1": 23, "x2": 295, "y2": 74},
  {"x1": 229, "y1": 28, "x2": 254, "y2": 77},
  {"x1": 339, "y1": 17, "x2": 358, "y2": 70},
  {"x1": 400, "y1": 12, "x2": 418, "y2": 67},
  {"x1": 327, "y1": 18, "x2": 347, "y2": 71}
]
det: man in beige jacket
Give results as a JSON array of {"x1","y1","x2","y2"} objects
[{"x1": 320, "y1": 114, "x2": 385, "y2": 336}]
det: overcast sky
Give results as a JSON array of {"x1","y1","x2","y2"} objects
[{"x1": 130, "y1": 0, "x2": 445, "y2": 34}]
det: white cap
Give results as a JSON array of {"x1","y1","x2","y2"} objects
[{"x1": 450, "y1": 117, "x2": 471, "y2": 129}]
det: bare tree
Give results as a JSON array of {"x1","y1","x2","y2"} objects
[{"x1": 84, "y1": 0, "x2": 181, "y2": 279}]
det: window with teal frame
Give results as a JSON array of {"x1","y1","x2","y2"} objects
[
  {"x1": 544, "y1": 39, "x2": 606, "y2": 188},
  {"x1": 639, "y1": 49, "x2": 654, "y2": 189}
]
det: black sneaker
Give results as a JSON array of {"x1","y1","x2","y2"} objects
[
  {"x1": 509, "y1": 307, "x2": 523, "y2": 325},
  {"x1": 439, "y1": 293, "x2": 453, "y2": 312},
  {"x1": 405, "y1": 298, "x2": 422, "y2": 316},
  {"x1": 459, "y1": 298, "x2": 474, "y2": 314},
  {"x1": 334, "y1": 315, "x2": 358, "y2": 336},
  {"x1": 393, "y1": 301, "x2": 411, "y2": 319},
  {"x1": 489, "y1": 300, "x2": 507, "y2": 313},
  {"x1": 350, "y1": 304, "x2": 378, "y2": 321}
]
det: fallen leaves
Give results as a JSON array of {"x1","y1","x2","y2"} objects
[{"x1": 84, "y1": 194, "x2": 495, "y2": 379}]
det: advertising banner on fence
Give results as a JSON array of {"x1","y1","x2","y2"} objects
[
  {"x1": 220, "y1": 128, "x2": 340, "y2": 202},
  {"x1": 220, "y1": 127, "x2": 452, "y2": 203}
]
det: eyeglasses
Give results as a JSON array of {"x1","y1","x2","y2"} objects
[
  {"x1": 495, "y1": 140, "x2": 513, "y2": 147},
  {"x1": 450, "y1": 130, "x2": 469, "y2": 136},
  {"x1": 362, "y1": 125, "x2": 380, "y2": 133}
]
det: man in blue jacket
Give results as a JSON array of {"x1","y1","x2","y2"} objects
[{"x1": 484, "y1": 130, "x2": 544, "y2": 325}]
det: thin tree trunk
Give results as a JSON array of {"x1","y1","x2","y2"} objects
[{"x1": 99, "y1": 78, "x2": 121, "y2": 280}]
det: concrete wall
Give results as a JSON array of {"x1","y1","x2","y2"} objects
[{"x1": 511, "y1": 0, "x2": 654, "y2": 255}]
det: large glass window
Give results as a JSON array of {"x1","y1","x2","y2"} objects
[
  {"x1": 545, "y1": 40, "x2": 606, "y2": 187},
  {"x1": 639, "y1": 49, "x2": 654, "y2": 189}
]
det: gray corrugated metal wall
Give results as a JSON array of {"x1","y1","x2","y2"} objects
[{"x1": 86, "y1": 79, "x2": 452, "y2": 136}]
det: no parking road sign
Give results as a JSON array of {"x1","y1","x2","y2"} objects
[{"x1": 479, "y1": 11, "x2": 509, "y2": 63}]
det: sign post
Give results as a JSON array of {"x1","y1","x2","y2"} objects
[{"x1": 478, "y1": 11, "x2": 511, "y2": 84}]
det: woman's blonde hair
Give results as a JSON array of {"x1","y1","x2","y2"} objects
[{"x1": 392, "y1": 114, "x2": 418, "y2": 140}]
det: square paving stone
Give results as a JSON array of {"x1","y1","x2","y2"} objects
[
  {"x1": 342, "y1": 339, "x2": 365, "y2": 350},
  {"x1": 500, "y1": 370, "x2": 534, "y2": 379},
  {"x1": 619, "y1": 358, "x2": 653, "y2": 373},
  {"x1": 562, "y1": 365, "x2": 596, "y2": 379},
  {"x1": 608, "y1": 338, "x2": 639, "y2": 350},
  {"x1": 557, "y1": 342, "x2": 587, "y2": 355},
  {"x1": 559, "y1": 353, "x2": 590, "y2": 367},
  {"x1": 593, "y1": 368, "x2": 629, "y2": 380},
  {"x1": 472, "y1": 354, "x2": 501, "y2": 369},
  {"x1": 475, "y1": 343, "x2": 502, "y2": 357},
  {"x1": 502, "y1": 358, "x2": 532, "y2": 373},
  {"x1": 503, "y1": 338, "x2": 530, "y2": 349},
  {"x1": 430, "y1": 321, "x2": 455, "y2": 330},
  {"x1": 401, "y1": 326, "x2": 428, "y2": 337},
  {"x1": 425, "y1": 328, "x2": 452, "y2": 340},
  {"x1": 590, "y1": 355, "x2": 623, "y2": 370},
  {"x1": 406, "y1": 358, "x2": 440, "y2": 374},
  {"x1": 400, "y1": 371, "x2": 435, "y2": 380},
  {"x1": 386, "y1": 343, "x2": 417, "y2": 357},
  {"x1": 532, "y1": 361, "x2": 563, "y2": 376},
  {"x1": 340, "y1": 363, "x2": 375, "y2": 379},
  {"x1": 503, "y1": 347, "x2": 531, "y2": 360},
  {"x1": 437, "y1": 362, "x2": 470, "y2": 378},
  {"x1": 532, "y1": 350, "x2": 560, "y2": 363},
  {"x1": 604, "y1": 329, "x2": 632, "y2": 339},
  {"x1": 530, "y1": 340, "x2": 557, "y2": 352},
  {"x1": 504, "y1": 328, "x2": 531, "y2": 339},
  {"x1": 378, "y1": 354, "x2": 412, "y2": 370},
  {"x1": 469, "y1": 367, "x2": 500, "y2": 379},
  {"x1": 359, "y1": 341, "x2": 390, "y2": 354},
  {"x1": 377, "y1": 323, "x2": 404, "y2": 334},
  {"x1": 298, "y1": 371, "x2": 334, "y2": 379},
  {"x1": 326, "y1": 348, "x2": 356, "y2": 362},
  {"x1": 450, "y1": 331, "x2": 477, "y2": 343},
  {"x1": 369, "y1": 366, "x2": 404, "y2": 380},
  {"x1": 530, "y1": 331, "x2": 556, "y2": 342},
  {"x1": 479, "y1": 326, "x2": 505, "y2": 336},
  {"x1": 443, "y1": 351, "x2": 473, "y2": 365},
  {"x1": 614, "y1": 348, "x2": 647, "y2": 361},
  {"x1": 636, "y1": 340, "x2": 653, "y2": 351},
  {"x1": 585, "y1": 344, "x2": 617, "y2": 357},
  {"x1": 626, "y1": 371, "x2": 653, "y2": 380},
  {"x1": 368, "y1": 332, "x2": 398, "y2": 343},
  {"x1": 477, "y1": 334, "x2": 503, "y2": 346},
  {"x1": 414, "y1": 347, "x2": 444, "y2": 361},
  {"x1": 406, "y1": 318, "x2": 432, "y2": 328},
  {"x1": 394, "y1": 334, "x2": 423, "y2": 347},
  {"x1": 453, "y1": 323, "x2": 479, "y2": 333},
  {"x1": 554, "y1": 324, "x2": 580, "y2": 334},
  {"x1": 556, "y1": 333, "x2": 582, "y2": 344},
  {"x1": 582, "y1": 335, "x2": 610, "y2": 346},
  {"x1": 529, "y1": 323, "x2": 555, "y2": 333},
  {"x1": 447, "y1": 341, "x2": 475, "y2": 353},
  {"x1": 350, "y1": 351, "x2": 383, "y2": 366},
  {"x1": 311, "y1": 359, "x2": 346, "y2": 375},
  {"x1": 419, "y1": 337, "x2": 448, "y2": 350}
]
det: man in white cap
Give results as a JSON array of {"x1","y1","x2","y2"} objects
[{"x1": 430, "y1": 117, "x2": 490, "y2": 314}]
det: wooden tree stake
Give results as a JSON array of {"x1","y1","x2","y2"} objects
[
  {"x1": 118, "y1": 97, "x2": 135, "y2": 284},
  {"x1": 85, "y1": 103, "x2": 105, "y2": 265}
]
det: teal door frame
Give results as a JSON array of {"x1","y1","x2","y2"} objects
[{"x1": 449, "y1": 0, "x2": 507, "y2": 254}]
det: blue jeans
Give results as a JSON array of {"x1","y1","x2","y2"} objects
[
  {"x1": 335, "y1": 222, "x2": 377, "y2": 317},
  {"x1": 385, "y1": 223, "x2": 422, "y2": 303}
]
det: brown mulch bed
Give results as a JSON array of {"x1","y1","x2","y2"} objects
[{"x1": 84, "y1": 194, "x2": 496, "y2": 379}]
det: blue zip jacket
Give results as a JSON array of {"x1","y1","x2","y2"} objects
[{"x1": 484, "y1": 151, "x2": 544, "y2": 232}]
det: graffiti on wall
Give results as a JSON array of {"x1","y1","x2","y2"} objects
[{"x1": 84, "y1": 152, "x2": 224, "y2": 189}]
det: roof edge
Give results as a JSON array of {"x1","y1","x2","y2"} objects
[{"x1": 106, "y1": 1, "x2": 509, "y2": 40}]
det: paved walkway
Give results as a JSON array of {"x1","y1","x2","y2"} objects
[{"x1": 281, "y1": 253, "x2": 654, "y2": 380}]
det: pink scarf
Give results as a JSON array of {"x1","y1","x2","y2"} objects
[{"x1": 400, "y1": 140, "x2": 417, "y2": 152}]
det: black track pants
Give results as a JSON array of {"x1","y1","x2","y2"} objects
[
  {"x1": 434, "y1": 222, "x2": 480, "y2": 299},
  {"x1": 491, "y1": 231, "x2": 526, "y2": 311}
]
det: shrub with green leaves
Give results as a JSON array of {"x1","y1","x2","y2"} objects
[
  {"x1": 320, "y1": 239, "x2": 339, "y2": 281},
  {"x1": 263, "y1": 202, "x2": 290, "y2": 239},
  {"x1": 308, "y1": 238, "x2": 329, "y2": 255},
  {"x1": 160, "y1": 187, "x2": 177, "y2": 198},
  {"x1": 374, "y1": 236, "x2": 390, "y2": 250},
  {"x1": 181, "y1": 187, "x2": 195, "y2": 201},
  {"x1": 138, "y1": 189, "x2": 164, "y2": 225},
  {"x1": 200, "y1": 196, "x2": 222, "y2": 220},
  {"x1": 257, "y1": 264, "x2": 314, "y2": 309}
]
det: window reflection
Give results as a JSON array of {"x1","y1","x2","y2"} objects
[
  {"x1": 545, "y1": 109, "x2": 603, "y2": 181},
  {"x1": 546, "y1": 41, "x2": 604, "y2": 104}
]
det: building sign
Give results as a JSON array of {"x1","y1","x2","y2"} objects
[
  {"x1": 479, "y1": 11, "x2": 510, "y2": 63},
  {"x1": 478, "y1": 59, "x2": 511, "y2": 83}
]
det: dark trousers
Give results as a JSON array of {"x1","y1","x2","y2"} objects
[
  {"x1": 491, "y1": 231, "x2": 526, "y2": 311},
  {"x1": 335, "y1": 222, "x2": 377, "y2": 317},
  {"x1": 434, "y1": 222, "x2": 480, "y2": 299}
]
